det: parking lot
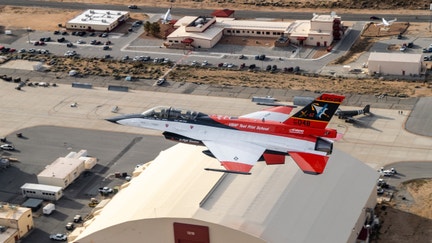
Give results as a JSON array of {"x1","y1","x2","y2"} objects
[{"x1": 0, "y1": 125, "x2": 174, "y2": 243}]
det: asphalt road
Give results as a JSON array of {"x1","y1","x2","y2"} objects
[{"x1": 0, "y1": 0, "x2": 430, "y2": 22}]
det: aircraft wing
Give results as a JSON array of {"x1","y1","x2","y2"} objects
[
  {"x1": 202, "y1": 140, "x2": 266, "y2": 173},
  {"x1": 240, "y1": 106, "x2": 295, "y2": 122}
]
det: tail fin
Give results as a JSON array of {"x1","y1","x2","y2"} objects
[
  {"x1": 363, "y1": 105, "x2": 370, "y2": 114},
  {"x1": 284, "y1": 93, "x2": 345, "y2": 129}
]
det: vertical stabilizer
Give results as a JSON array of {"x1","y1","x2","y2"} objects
[{"x1": 284, "y1": 93, "x2": 345, "y2": 129}]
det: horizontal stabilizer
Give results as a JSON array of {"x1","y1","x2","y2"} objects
[
  {"x1": 263, "y1": 153, "x2": 286, "y2": 165},
  {"x1": 204, "y1": 168, "x2": 251, "y2": 175},
  {"x1": 289, "y1": 152, "x2": 329, "y2": 174},
  {"x1": 220, "y1": 161, "x2": 253, "y2": 173}
]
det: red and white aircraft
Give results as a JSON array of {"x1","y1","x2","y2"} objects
[{"x1": 107, "y1": 93, "x2": 345, "y2": 175}]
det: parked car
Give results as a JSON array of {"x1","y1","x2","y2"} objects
[
  {"x1": 98, "y1": 187, "x2": 113, "y2": 194},
  {"x1": 64, "y1": 50, "x2": 76, "y2": 57},
  {"x1": 128, "y1": 5, "x2": 138, "y2": 9},
  {"x1": 0, "y1": 144, "x2": 15, "y2": 151},
  {"x1": 422, "y1": 47, "x2": 432, "y2": 53},
  {"x1": 73, "y1": 215, "x2": 82, "y2": 223},
  {"x1": 34, "y1": 41, "x2": 45, "y2": 46},
  {"x1": 157, "y1": 78, "x2": 166, "y2": 86},
  {"x1": 49, "y1": 233, "x2": 67, "y2": 241},
  {"x1": 65, "y1": 222, "x2": 75, "y2": 230},
  {"x1": 377, "y1": 186, "x2": 384, "y2": 195}
]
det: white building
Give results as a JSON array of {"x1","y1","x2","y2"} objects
[
  {"x1": 37, "y1": 150, "x2": 96, "y2": 189},
  {"x1": 166, "y1": 13, "x2": 342, "y2": 49},
  {"x1": 368, "y1": 52, "x2": 423, "y2": 76},
  {"x1": 66, "y1": 9, "x2": 130, "y2": 32},
  {"x1": 21, "y1": 183, "x2": 63, "y2": 201},
  {"x1": 71, "y1": 143, "x2": 378, "y2": 243}
]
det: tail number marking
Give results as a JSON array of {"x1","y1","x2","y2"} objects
[{"x1": 295, "y1": 119, "x2": 311, "y2": 126}]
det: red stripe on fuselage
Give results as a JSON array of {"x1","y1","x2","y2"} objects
[{"x1": 210, "y1": 115, "x2": 337, "y2": 141}]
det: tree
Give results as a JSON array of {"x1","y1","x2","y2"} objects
[
  {"x1": 150, "y1": 22, "x2": 161, "y2": 37},
  {"x1": 144, "y1": 21, "x2": 151, "y2": 35}
]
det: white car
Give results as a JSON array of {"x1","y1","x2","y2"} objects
[
  {"x1": 0, "y1": 144, "x2": 15, "y2": 150},
  {"x1": 49, "y1": 233, "x2": 67, "y2": 241},
  {"x1": 98, "y1": 187, "x2": 113, "y2": 194},
  {"x1": 64, "y1": 50, "x2": 76, "y2": 57},
  {"x1": 378, "y1": 167, "x2": 397, "y2": 176}
]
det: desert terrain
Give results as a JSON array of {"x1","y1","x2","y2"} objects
[
  {"x1": 1, "y1": 5, "x2": 432, "y2": 97},
  {"x1": 0, "y1": 1, "x2": 431, "y2": 242}
]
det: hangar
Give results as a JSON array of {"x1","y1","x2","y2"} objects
[
  {"x1": 71, "y1": 143, "x2": 378, "y2": 243},
  {"x1": 66, "y1": 9, "x2": 130, "y2": 32},
  {"x1": 367, "y1": 52, "x2": 423, "y2": 76}
]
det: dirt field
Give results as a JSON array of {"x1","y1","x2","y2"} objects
[{"x1": 0, "y1": 2, "x2": 432, "y2": 242}]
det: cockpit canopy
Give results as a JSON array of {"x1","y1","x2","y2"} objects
[{"x1": 141, "y1": 106, "x2": 205, "y2": 121}]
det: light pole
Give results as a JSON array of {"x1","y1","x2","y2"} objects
[
  {"x1": 430, "y1": 3, "x2": 432, "y2": 31},
  {"x1": 27, "y1": 27, "x2": 31, "y2": 44}
]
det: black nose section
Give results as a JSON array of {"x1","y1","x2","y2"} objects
[
  {"x1": 106, "y1": 114, "x2": 142, "y2": 124},
  {"x1": 105, "y1": 116, "x2": 124, "y2": 124}
]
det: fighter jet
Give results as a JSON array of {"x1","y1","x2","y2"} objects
[
  {"x1": 376, "y1": 17, "x2": 397, "y2": 27},
  {"x1": 161, "y1": 7, "x2": 172, "y2": 24},
  {"x1": 335, "y1": 105, "x2": 370, "y2": 123},
  {"x1": 107, "y1": 93, "x2": 345, "y2": 175}
]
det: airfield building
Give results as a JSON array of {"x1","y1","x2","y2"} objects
[
  {"x1": 37, "y1": 150, "x2": 97, "y2": 189},
  {"x1": 0, "y1": 203, "x2": 34, "y2": 243},
  {"x1": 66, "y1": 9, "x2": 130, "y2": 32},
  {"x1": 20, "y1": 183, "x2": 63, "y2": 201},
  {"x1": 367, "y1": 52, "x2": 423, "y2": 76},
  {"x1": 165, "y1": 13, "x2": 343, "y2": 49},
  {"x1": 71, "y1": 144, "x2": 378, "y2": 243}
]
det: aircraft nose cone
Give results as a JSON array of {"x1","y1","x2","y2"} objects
[{"x1": 105, "y1": 116, "x2": 122, "y2": 124}]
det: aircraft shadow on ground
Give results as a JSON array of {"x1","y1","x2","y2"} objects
[{"x1": 350, "y1": 113, "x2": 395, "y2": 132}]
